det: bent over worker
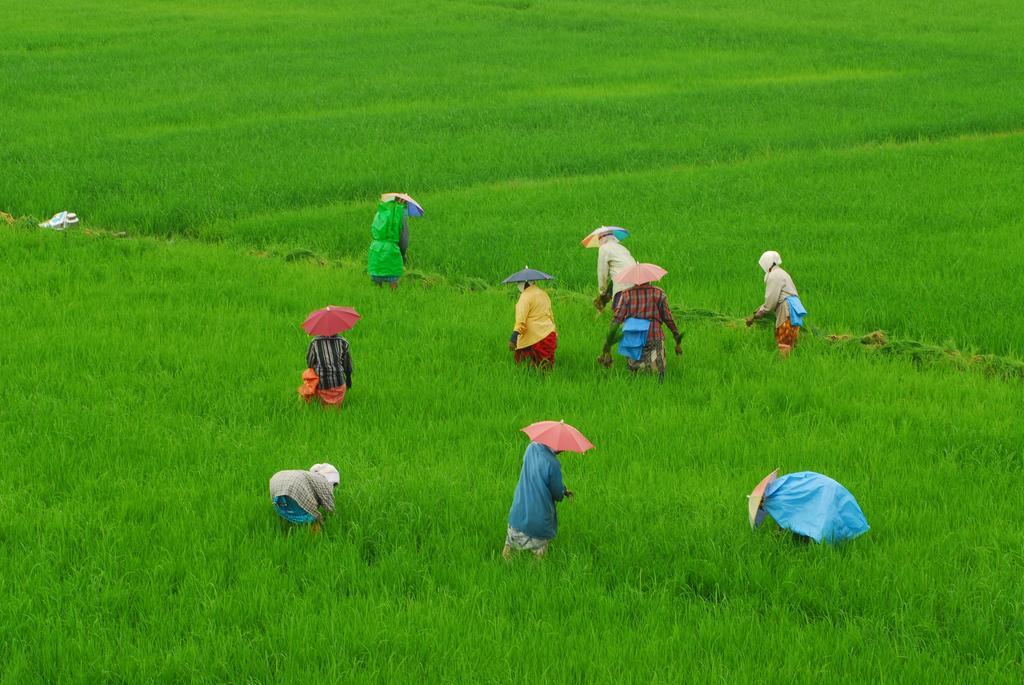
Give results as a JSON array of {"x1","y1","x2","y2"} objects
[
  {"x1": 593, "y1": 229, "x2": 637, "y2": 312},
  {"x1": 745, "y1": 250, "x2": 801, "y2": 358},
  {"x1": 269, "y1": 463, "x2": 340, "y2": 534},
  {"x1": 598, "y1": 263, "x2": 682, "y2": 379}
]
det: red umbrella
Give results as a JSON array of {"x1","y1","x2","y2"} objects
[
  {"x1": 521, "y1": 420, "x2": 594, "y2": 453},
  {"x1": 302, "y1": 306, "x2": 361, "y2": 336},
  {"x1": 614, "y1": 262, "x2": 667, "y2": 286}
]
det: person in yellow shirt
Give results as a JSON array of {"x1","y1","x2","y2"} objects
[{"x1": 503, "y1": 268, "x2": 557, "y2": 369}]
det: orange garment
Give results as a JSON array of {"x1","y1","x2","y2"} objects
[
  {"x1": 775, "y1": 321, "x2": 800, "y2": 349},
  {"x1": 298, "y1": 368, "x2": 319, "y2": 399},
  {"x1": 298, "y1": 368, "x2": 347, "y2": 407},
  {"x1": 317, "y1": 385, "x2": 347, "y2": 406}
]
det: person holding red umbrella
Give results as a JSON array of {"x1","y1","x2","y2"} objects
[
  {"x1": 503, "y1": 421, "x2": 593, "y2": 560},
  {"x1": 298, "y1": 306, "x2": 359, "y2": 407}
]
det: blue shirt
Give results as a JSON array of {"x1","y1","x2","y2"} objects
[{"x1": 508, "y1": 442, "x2": 566, "y2": 540}]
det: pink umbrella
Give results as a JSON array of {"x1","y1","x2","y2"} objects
[
  {"x1": 302, "y1": 306, "x2": 361, "y2": 336},
  {"x1": 521, "y1": 420, "x2": 594, "y2": 453},
  {"x1": 747, "y1": 469, "x2": 780, "y2": 529},
  {"x1": 380, "y1": 192, "x2": 424, "y2": 217},
  {"x1": 614, "y1": 262, "x2": 667, "y2": 286}
]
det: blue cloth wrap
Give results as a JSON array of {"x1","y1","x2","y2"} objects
[
  {"x1": 786, "y1": 296, "x2": 807, "y2": 327},
  {"x1": 763, "y1": 471, "x2": 869, "y2": 543},
  {"x1": 617, "y1": 317, "x2": 651, "y2": 361},
  {"x1": 274, "y1": 495, "x2": 316, "y2": 524}
]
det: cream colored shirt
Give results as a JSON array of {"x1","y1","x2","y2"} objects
[
  {"x1": 514, "y1": 285, "x2": 556, "y2": 349},
  {"x1": 758, "y1": 267, "x2": 799, "y2": 327},
  {"x1": 597, "y1": 239, "x2": 637, "y2": 296}
]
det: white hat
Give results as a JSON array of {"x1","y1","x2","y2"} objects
[{"x1": 310, "y1": 463, "x2": 340, "y2": 487}]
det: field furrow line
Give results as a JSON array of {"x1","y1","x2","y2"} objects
[{"x1": 212, "y1": 125, "x2": 1024, "y2": 229}]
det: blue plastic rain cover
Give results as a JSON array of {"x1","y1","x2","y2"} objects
[
  {"x1": 617, "y1": 318, "x2": 650, "y2": 361},
  {"x1": 786, "y1": 296, "x2": 807, "y2": 327},
  {"x1": 763, "y1": 471, "x2": 869, "y2": 543}
]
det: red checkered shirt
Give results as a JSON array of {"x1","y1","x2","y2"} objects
[{"x1": 612, "y1": 285, "x2": 680, "y2": 342}]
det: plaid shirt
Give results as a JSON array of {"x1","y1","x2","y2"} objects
[
  {"x1": 269, "y1": 470, "x2": 336, "y2": 522},
  {"x1": 612, "y1": 284, "x2": 680, "y2": 342}
]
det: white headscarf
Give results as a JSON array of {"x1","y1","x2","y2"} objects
[
  {"x1": 598, "y1": 232, "x2": 619, "y2": 246},
  {"x1": 310, "y1": 463, "x2": 340, "y2": 487},
  {"x1": 758, "y1": 251, "x2": 782, "y2": 281}
]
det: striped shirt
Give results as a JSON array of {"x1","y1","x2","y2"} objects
[
  {"x1": 612, "y1": 284, "x2": 680, "y2": 342},
  {"x1": 269, "y1": 470, "x2": 336, "y2": 522},
  {"x1": 306, "y1": 335, "x2": 353, "y2": 390}
]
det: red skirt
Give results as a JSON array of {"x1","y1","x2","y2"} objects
[{"x1": 514, "y1": 331, "x2": 557, "y2": 368}]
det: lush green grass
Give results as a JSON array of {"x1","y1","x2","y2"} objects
[
  {"x1": 1, "y1": 229, "x2": 1022, "y2": 682},
  {"x1": 4, "y1": 0, "x2": 1024, "y2": 681},
  {"x1": 4, "y1": 0, "x2": 1024, "y2": 353},
  {"x1": 211, "y1": 132, "x2": 1024, "y2": 354}
]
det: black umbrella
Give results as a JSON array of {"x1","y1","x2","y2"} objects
[{"x1": 502, "y1": 267, "x2": 554, "y2": 284}]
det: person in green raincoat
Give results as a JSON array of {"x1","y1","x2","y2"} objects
[{"x1": 368, "y1": 197, "x2": 409, "y2": 289}]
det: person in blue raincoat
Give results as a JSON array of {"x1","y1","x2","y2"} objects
[
  {"x1": 749, "y1": 471, "x2": 869, "y2": 544},
  {"x1": 503, "y1": 442, "x2": 573, "y2": 559}
]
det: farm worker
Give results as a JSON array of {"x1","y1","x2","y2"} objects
[
  {"x1": 594, "y1": 231, "x2": 637, "y2": 312},
  {"x1": 503, "y1": 268, "x2": 557, "y2": 369},
  {"x1": 503, "y1": 442, "x2": 573, "y2": 559},
  {"x1": 269, "y1": 463, "x2": 340, "y2": 534},
  {"x1": 745, "y1": 250, "x2": 801, "y2": 358},
  {"x1": 299, "y1": 333, "x2": 353, "y2": 407},
  {"x1": 367, "y1": 197, "x2": 409, "y2": 289},
  {"x1": 747, "y1": 470, "x2": 870, "y2": 544},
  {"x1": 510, "y1": 281, "x2": 557, "y2": 368},
  {"x1": 597, "y1": 264, "x2": 682, "y2": 377}
]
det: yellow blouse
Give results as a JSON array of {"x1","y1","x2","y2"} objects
[{"x1": 513, "y1": 285, "x2": 556, "y2": 349}]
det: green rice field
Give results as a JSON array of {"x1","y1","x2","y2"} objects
[{"x1": 2, "y1": 1, "x2": 1023, "y2": 681}]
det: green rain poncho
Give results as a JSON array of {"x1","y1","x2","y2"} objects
[{"x1": 367, "y1": 201, "x2": 405, "y2": 279}]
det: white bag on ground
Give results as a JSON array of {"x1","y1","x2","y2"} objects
[{"x1": 39, "y1": 211, "x2": 79, "y2": 230}]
